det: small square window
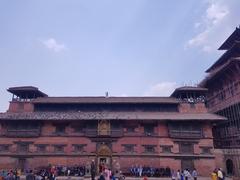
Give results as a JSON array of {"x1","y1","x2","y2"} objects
[
  {"x1": 73, "y1": 144, "x2": 85, "y2": 153},
  {"x1": 54, "y1": 145, "x2": 65, "y2": 153},
  {"x1": 36, "y1": 145, "x2": 47, "y2": 153},
  {"x1": 0, "y1": 145, "x2": 10, "y2": 152},
  {"x1": 161, "y1": 146, "x2": 172, "y2": 153},
  {"x1": 122, "y1": 144, "x2": 135, "y2": 153},
  {"x1": 201, "y1": 147, "x2": 211, "y2": 154},
  {"x1": 143, "y1": 145, "x2": 156, "y2": 153}
]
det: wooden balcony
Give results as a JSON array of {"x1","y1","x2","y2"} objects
[
  {"x1": 6, "y1": 129, "x2": 40, "y2": 137},
  {"x1": 169, "y1": 130, "x2": 202, "y2": 138}
]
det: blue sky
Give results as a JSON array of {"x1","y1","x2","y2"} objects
[{"x1": 0, "y1": 0, "x2": 239, "y2": 112}]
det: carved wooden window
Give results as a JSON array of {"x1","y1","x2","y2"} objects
[
  {"x1": 161, "y1": 145, "x2": 172, "y2": 153},
  {"x1": 122, "y1": 144, "x2": 135, "y2": 153},
  {"x1": 168, "y1": 122, "x2": 202, "y2": 138},
  {"x1": 7, "y1": 122, "x2": 39, "y2": 130},
  {"x1": 72, "y1": 125, "x2": 84, "y2": 133},
  {"x1": 126, "y1": 126, "x2": 135, "y2": 133},
  {"x1": 143, "y1": 145, "x2": 156, "y2": 153},
  {"x1": 54, "y1": 145, "x2": 65, "y2": 153},
  {"x1": 17, "y1": 143, "x2": 29, "y2": 153},
  {"x1": 72, "y1": 144, "x2": 86, "y2": 153},
  {"x1": 144, "y1": 124, "x2": 155, "y2": 136},
  {"x1": 6, "y1": 122, "x2": 40, "y2": 137},
  {"x1": 0, "y1": 145, "x2": 10, "y2": 152},
  {"x1": 36, "y1": 144, "x2": 47, "y2": 153},
  {"x1": 55, "y1": 124, "x2": 66, "y2": 134},
  {"x1": 201, "y1": 147, "x2": 212, "y2": 154},
  {"x1": 98, "y1": 120, "x2": 110, "y2": 136}
]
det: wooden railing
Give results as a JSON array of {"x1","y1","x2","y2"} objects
[
  {"x1": 6, "y1": 129, "x2": 40, "y2": 137},
  {"x1": 169, "y1": 130, "x2": 202, "y2": 138}
]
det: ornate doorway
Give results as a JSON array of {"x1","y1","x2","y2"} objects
[
  {"x1": 17, "y1": 158, "x2": 27, "y2": 172},
  {"x1": 97, "y1": 143, "x2": 112, "y2": 173}
]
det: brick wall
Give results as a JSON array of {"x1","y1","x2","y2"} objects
[{"x1": 178, "y1": 102, "x2": 208, "y2": 113}]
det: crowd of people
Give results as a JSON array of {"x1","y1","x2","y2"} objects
[
  {"x1": 0, "y1": 165, "x2": 227, "y2": 180},
  {"x1": 0, "y1": 164, "x2": 86, "y2": 180},
  {"x1": 170, "y1": 168, "x2": 226, "y2": 180},
  {"x1": 129, "y1": 165, "x2": 172, "y2": 177},
  {"x1": 0, "y1": 169, "x2": 21, "y2": 180},
  {"x1": 129, "y1": 165, "x2": 226, "y2": 180},
  {"x1": 170, "y1": 169, "x2": 197, "y2": 180}
]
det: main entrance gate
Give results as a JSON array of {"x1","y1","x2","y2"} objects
[{"x1": 97, "y1": 143, "x2": 112, "y2": 173}]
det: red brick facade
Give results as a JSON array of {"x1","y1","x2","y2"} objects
[
  {"x1": 0, "y1": 87, "x2": 225, "y2": 176},
  {"x1": 200, "y1": 27, "x2": 240, "y2": 178}
]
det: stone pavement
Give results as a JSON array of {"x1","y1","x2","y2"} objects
[
  {"x1": 54, "y1": 176, "x2": 233, "y2": 180},
  {"x1": 19, "y1": 175, "x2": 234, "y2": 180}
]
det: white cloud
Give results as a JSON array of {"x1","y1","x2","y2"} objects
[
  {"x1": 188, "y1": 30, "x2": 209, "y2": 47},
  {"x1": 206, "y1": 2, "x2": 229, "y2": 25},
  {"x1": 144, "y1": 82, "x2": 177, "y2": 96},
  {"x1": 41, "y1": 38, "x2": 66, "y2": 52},
  {"x1": 186, "y1": 0, "x2": 239, "y2": 53}
]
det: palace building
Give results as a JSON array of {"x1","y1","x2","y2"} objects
[
  {"x1": 0, "y1": 86, "x2": 225, "y2": 176},
  {"x1": 200, "y1": 26, "x2": 240, "y2": 177}
]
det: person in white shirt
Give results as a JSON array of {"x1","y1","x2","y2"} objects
[
  {"x1": 217, "y1": 168, "x2": 223, "y2": 180},
  {"x1": 192, "y1": 168, "x2": 197, "y2": 180},
  {"x1": 176, "y1": 170, "x2": 181, "y2": 180}
]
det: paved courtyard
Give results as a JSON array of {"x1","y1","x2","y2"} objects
[{"x1": 54, "y1": 176, "x2": 233, "y2": 180}]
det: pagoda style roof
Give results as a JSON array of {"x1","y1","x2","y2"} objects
[
  {"x1": 8, "y1": 86, "x2": 48, "y2": 99},
  {"x1": 32, "y1": 96, "x2": 179, "y2": 104},
  {"x1": 200, "y1": 58, "x2": 240, "y2": 87},
  {"x1": 171, "y1": 86, "x2": 208, "y2": 97},
  {"x1": 219, "y1": 27, "x2": 240, "y2": 50},
  {"x1": 0, "y1": 111, "x2": 226, "y2": 121},
  {"x1": 206, "y1": 42, "x2": 240, "y2": 73}
]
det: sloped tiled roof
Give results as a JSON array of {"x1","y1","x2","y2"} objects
[
  {"x1": 32, "y1": 96, "x2": 179, "y2": 104},
  {"x1": 0, "y1": 111, "x2": 226, "y2": 121}
]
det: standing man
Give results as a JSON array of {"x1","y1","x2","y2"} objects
[
  {"x1": 91, "y1": 160, "x2": 96, "y2": 180},
  {"x1": 192, "y1": 168, "x2": 197, "y2": 180}
]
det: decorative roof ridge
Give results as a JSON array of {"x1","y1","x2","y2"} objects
[
  {"x1": 206, "y1": 42, "x2": 240, "y2": 73},
  {"x1": 218, "y1": 26, "x2": 240, "y2": 50},
  {"x1": 199, "y1": 57, "x2": 240, "y2": 87}
]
